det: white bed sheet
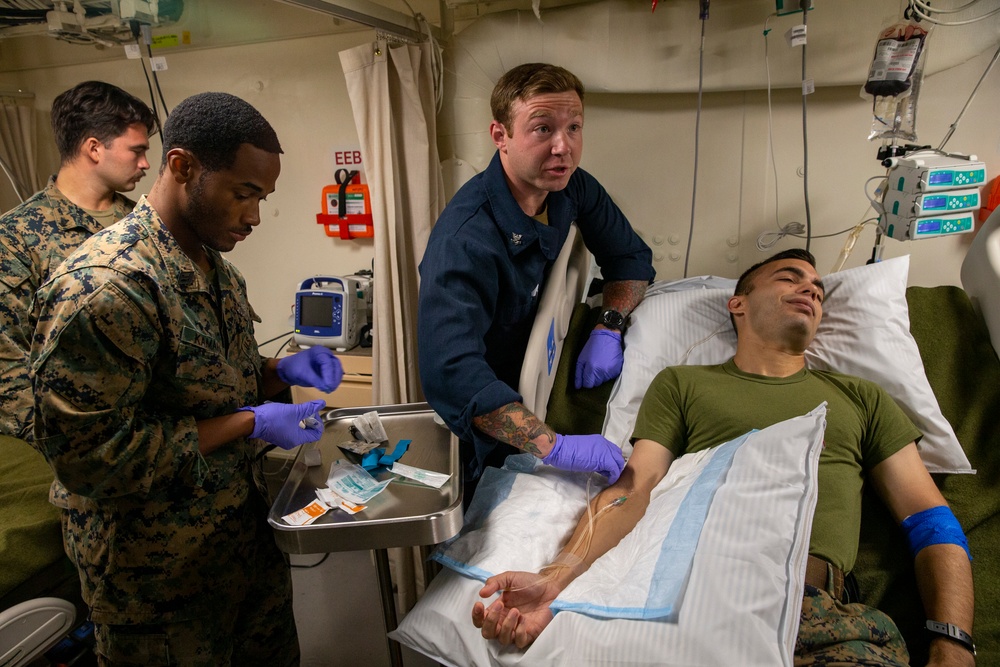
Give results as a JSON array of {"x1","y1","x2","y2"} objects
[{"x1": 392, "y1": 407, "x2": 827, "y2": 666}]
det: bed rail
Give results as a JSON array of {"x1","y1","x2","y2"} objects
[{"x1": 518, "y1": 224, "x2": 592, "y2": 422}]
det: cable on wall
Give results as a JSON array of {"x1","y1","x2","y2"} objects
[
  {"x1": 757, "y1": 8, "x2": 814, "y2": 254},
  {"x1": 141, "y1": 24, "x2": 170, "y2": 115},
  {"x1": 683, "y1": 0, "x2": 710, "y2": 278},
  {"x1": 909, "y1": 0, "x2": 1000, "y2": 26},
  {"x1": 799, "y1": 0, "x2": 812, "y2": 251},
  {"x1": 130, "y1": 20, "x2": 164, "y2": 143},
  {"x1": 763, "y1": 13, "x2": 783, "y2": 231}
]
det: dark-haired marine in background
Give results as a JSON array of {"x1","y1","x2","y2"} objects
[{"x1": 0, "y1": 80, "x2": 158, "y2": 439}]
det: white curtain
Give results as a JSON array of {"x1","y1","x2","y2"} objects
[
  {"x1": 340, "y1": 40, "x2": 445, "y2": 613},
  {"x1": 0, "y1": 93, "x2": 42, "y2": 204},
  {"x1": 340, "y1": 40, "x2": 443, "y2": 407}
]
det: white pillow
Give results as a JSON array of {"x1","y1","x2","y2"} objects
[
  {"x1": 603, "y1": 255, "x2": 973, "y2": 474},
  {"x1": 391, "y1": 406, "x2": 827, "y2": 667}
]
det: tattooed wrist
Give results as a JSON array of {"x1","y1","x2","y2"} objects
[
  {"x1": 601, "y1": 280, "x2": 647, "y2": 317},
  {"x1": 472, "y1": 402, "x2": 555, "y2": 455}
]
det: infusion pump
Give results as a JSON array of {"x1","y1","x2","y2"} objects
[
  {"x1": 293, "y1": 276, "x2": 368, "y2": 350},
  {"x1": 880, "y1": 153, "x2": 986, "y2": 241}
]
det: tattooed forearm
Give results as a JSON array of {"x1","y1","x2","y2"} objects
[
  {"x1": 600, "y1": 280, "x2": 647, "y2": 318},
  {"x1": 472, "y1": 402, "x2": 556, "y2": 457}
]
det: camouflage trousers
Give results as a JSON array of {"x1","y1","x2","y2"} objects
[
  {"x1": 90, "y1": 528, "x2": 298, "y2": 667},
  {"x1": 795, "y1": 584, "x2": 910, "y2": 667}
]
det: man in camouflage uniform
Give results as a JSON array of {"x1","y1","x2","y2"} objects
[
  {"x1": 0, "y1": 81, "x2": 158, "y2": 440},
  {"x1": 472, "y1": 249, "x2": 976, "y2": 667},
  {"x1": 31, "y1": 92, "x2": 343, "y2": 666}
]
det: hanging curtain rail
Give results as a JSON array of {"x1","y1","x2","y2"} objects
[{"x1": 275, "y1": 0, "x2": 441, "y2": 43}]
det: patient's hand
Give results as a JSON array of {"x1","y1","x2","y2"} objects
[{"x1": 471, "y1": 571, "x2": 560, "y2": 649}]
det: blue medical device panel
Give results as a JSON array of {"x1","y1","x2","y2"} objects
[
  {"x1": 922, "y1": 195, "x2": 947, "y2": 211},
  {"x1": 929, "y1": 171, "x2": 953, "y2": 186},
  {"x1": 914, "y1": 213, "x2": 974, "y2": 238},
  {"x1": 296, "y1": 291, "x2": 343, "y2": 337},
  {"x1": 920, "y1": 191, "x2": 979, "y2": 212},
  {"x1": 927, "y1": 167, "x2": 985, "y2": 188},
  {"x1": 917, "y1": 220, "x2": 941, "y2": 234}
]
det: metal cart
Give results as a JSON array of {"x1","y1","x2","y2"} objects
[{"x1": 268, "y1": 403, "x2": 463, "y2": 666}]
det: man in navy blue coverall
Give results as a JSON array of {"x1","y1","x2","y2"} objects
[{"x1": 417, "y1": 63, "x2": 655, "y2": 497}]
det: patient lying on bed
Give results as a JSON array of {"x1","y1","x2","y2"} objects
[{"x1": 471, "y1": 249, "x2": 976, "y2": 666}]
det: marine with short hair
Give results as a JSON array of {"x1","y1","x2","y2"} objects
[{"x1": 0, "y1": 80, "x2": 157, "y2": 439}]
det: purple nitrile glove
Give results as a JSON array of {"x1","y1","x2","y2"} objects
[
  {"x1": 542, "y1": 433, "x2": 625, "y2": 484},
  {"x1": 277, "y1": 346, "x2": 344, "y2": 392},
  {"x1": 238, "y1": 399, "x2": 327, "y2": 450},
  {"x1": 574, "y1": 329, "x2": 624, "y2": 390}
]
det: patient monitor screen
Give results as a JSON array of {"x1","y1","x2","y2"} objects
[{"x1": 300, "y1": 294, "x2": 334, "y2": 327}]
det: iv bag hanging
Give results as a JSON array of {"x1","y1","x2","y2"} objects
[{"x1": 861, "y1": 18, "x2": 931, "y2": 143}]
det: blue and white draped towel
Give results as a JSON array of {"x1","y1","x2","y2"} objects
[{"x1": 432, "y1": 404, "x2": 826, "y2": 628}]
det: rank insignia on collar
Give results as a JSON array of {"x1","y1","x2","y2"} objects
[{"x1": 511, "y1": 233, "x2": 522, "y2": 245}]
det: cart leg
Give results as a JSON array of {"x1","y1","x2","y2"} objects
[
  {"x1": 421, "y1": 544, "x2": 441, "y2": 589},
  {"x1": 374, "y1": 547, "x2": 403, "y2": 667}
]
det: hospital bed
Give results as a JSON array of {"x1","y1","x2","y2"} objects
[
  {"x1": 0, "y1": 436, "x2": 81, "y2": 666},
  {"x1": 391, "y1": 211, "x2": 1000, "y2": 665}
]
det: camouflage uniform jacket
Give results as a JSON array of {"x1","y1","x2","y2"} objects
[
  {"x1": 32, "y1": 196, "x2": 268, "y2": 624},
  {"x1": 0, "y1": 177, "x2": 135, "y2": 439}
]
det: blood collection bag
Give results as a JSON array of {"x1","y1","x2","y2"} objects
[
  {"x1": 863, "y1": 20, "x2": 929, "y2": 97},
  {"x1": 861, "y1": 19, "x2": 932, "y2": 142}
]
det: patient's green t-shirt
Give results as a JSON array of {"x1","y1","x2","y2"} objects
[{"x1": 631, "y1": 359, "x2": 921, "y2": 574}]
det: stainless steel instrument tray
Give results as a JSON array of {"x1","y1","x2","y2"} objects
[{"x1": 267, "y1": 402, "x2": 463, "y2": 554}]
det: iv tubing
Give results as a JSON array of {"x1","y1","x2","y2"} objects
[
  {"x1": 830, "y1": 223, "x2": 868, "y2": 273},
  {"x1": 503, "y1": 478, "x2": 630, "y2": 593}
]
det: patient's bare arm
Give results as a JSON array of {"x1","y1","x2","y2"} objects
[
  {"x1": 870, "y1": 444, "x2": 976, "y2": 667},
  {"x1": 471, "y1": 440, "x2": 673, "y2": 648},
  {"x1": 472, "y1": 402, "x2": 555, "y2": 457}
]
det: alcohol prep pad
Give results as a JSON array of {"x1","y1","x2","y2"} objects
[
  {"x1": 327, "y1": 460, "x2": 393, "y2": 504},
  {"x1": 390, "y1": 462, "x2": 451, "y2": 488}
]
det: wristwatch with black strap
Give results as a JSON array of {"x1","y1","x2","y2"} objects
[
  {"x1": 925, "y1": 620, "x2": 976, "y2": 656},
  {"x1": 599, "y1": 308, "x2": 626, "y2": 332}
]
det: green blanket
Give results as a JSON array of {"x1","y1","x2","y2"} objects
[
  {"x1": 0, "y1": 435, "x2": 66, "y2": 603},
  {"x1": 547, "y1": 286, "x2": 999, "y2": 662}
]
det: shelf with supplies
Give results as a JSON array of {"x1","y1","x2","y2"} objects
[{"x1": 285, "y1": 343, "x2": 373, "y2": 409}]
